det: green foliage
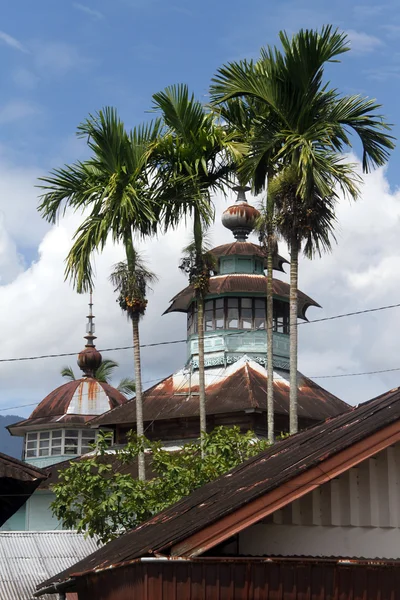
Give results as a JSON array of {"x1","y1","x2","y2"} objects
[
  {"x1": 51, "y1": 427, "x2": 270, "y2": 545},
  {"x1": 110, "y1": 255, "x2": 157, "y2": 319}
]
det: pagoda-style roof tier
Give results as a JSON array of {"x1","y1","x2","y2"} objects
[
  {"x1": 91, "y1": 356, "x2": 349, "y2": 429},
  {"x1": 210, "y1": 242, "x2": 288, "y2": 272},
  {"x1": 8, "y1": 378, "x2": 127, "y2": 436},
  {"x1": 165, "y1": 274, "x2": 320, "y2": 320}
]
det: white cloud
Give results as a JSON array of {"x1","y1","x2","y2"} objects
[
  {"x1": 12, "y1": 68, "x2": 39, "y2": 90},
  {"x1": 0, "y1": 100, "x2": 39, "y2": 124},
  {"x1": 0, "y1": 31, "x2": 27, "y2": 53},
  {"x1": 346, "y1": 29, "x2": 383, "y2": 54},
  {"x1": 0, "y1": 154, "x2": 399, "y2": 422},
  {"x1": 73, "y1": 3, "x2": 104, "y2": 19},
  {"x1": 32, "y1": 41, "x2": 83, "y2": 76}
]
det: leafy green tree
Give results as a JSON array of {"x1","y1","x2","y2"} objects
[
  {"x1": 152, "y1": 84, "x2": 244, "y2": 451},
  {"x1": 61, "y1": 358, "x2": 136, "y2": 398},
  {"x1": 51, "y1": 427, "x2": 270, "y2": 545},
  {"x1": 38, "y1": 108, "x2": 161, "y2": 480},
  {"x1": 211, "y1": 26, "x2": 394, "y2": 434}
]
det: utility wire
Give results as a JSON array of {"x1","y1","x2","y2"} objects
[{"x1": 0, "y1": 300, "x2": 398, "y2": 365}]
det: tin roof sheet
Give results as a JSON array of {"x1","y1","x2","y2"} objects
[
  {"x1": 0, "y1": 530, "x2": 100, "y2": 600},
  {"x1": 165, "y1": 274, "x2": 320, "y2": 318},
  {"x1": 92, "y1": 357, "x2": 348, "y2": 427}
]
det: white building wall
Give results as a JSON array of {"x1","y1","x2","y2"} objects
[{"x1": 237, "y1": 443, "x2": 400, "y2": 559}]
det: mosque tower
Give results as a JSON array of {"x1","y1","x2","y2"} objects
[{"x1": 93, "y1": 188, "x2": 349, "y2": 444}]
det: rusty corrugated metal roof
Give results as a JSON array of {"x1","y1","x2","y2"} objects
[
  {"x1": 8, "y1": 379, "x2": 127, "y2": 435},
  {"x1": 164, "y1": 274, "x2": 320, "y2": 318},
  {"x1": 210, "y1": 242, "x2": 288, "y2": 272},
  {"x1": 38, "y1": 384, "x2": 400, "y2": 586},
  {"x1": 0, "y1": 453, "x2": 46, "y2": 526},
  {"x1": 92, "y1": 357, "x2": 348, "y2": 427}
]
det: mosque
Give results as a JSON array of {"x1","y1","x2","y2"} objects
[{"x1": 3, "y1": 188, "x2": 349, "y2": 531}]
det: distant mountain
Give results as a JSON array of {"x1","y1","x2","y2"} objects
[{"x1": 0, "y1": 415, "x2": 23, "y2": 459}]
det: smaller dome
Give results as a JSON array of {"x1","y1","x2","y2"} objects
[{"x1": 222, "y1": 186, "x2": 260, "y2": 241}]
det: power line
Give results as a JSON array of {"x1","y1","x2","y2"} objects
[
  {"x1": 300, "y1": 302, "x2": 400, "y2": 325},
  {"x1": 310, "y1": 366, "x2": 400, "y2": 379},
  {"x1": 0, "y1": 299, "x2": 398, "y2": 365}
]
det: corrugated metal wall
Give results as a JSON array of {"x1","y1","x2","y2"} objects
[{"x1": 75, "y1": 559, "x2": 400, "y2": 600}]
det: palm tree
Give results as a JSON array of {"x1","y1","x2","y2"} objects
[
  {"x1": 210, "y1": 25, "x2": 394, "y2": 434},
  {"x1": 61, "y1": 359, "x2": 136, "y2": 397},
  {"x1": 37, "y1": 108, "x2": 161, "y2": 479},
  {"x1": 110, "y1": 256, "x2": 157, "y2": 476},
  {"x1": 151, "y1": 84, "x2": 243, "y2": 452}
]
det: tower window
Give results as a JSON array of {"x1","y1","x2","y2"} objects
[{"x1": 187, "y1": 297, "x2": 289, "y2": 333}]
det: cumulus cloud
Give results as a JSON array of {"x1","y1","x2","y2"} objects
[
  {"x1": 0, "y1": 100, "x2": 39, "y2": 124},
  {"x1": 0, "y1": 154, "x2": 399, "y2": 420},
  {"x1": 346, "y1": 29, "x2": 383, "y2": 54}
]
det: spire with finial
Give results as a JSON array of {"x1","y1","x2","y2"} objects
[
  {"x1": 221, "y1": 185, "x2": 260, "y2": 241},
  {"x1": 77, "y1": 291, "x2": 102, "y2": 378}
]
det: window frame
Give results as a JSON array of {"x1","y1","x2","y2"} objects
[
  {"x1": 187, "y1": 297, "x2": 289, "y2": 334},
  {"x1": 24, "y1": 429, "x2": 99, "y2": 459}
]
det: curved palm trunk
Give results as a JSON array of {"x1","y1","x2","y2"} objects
[
  {"x1": 289, "y1": 234, "x2": 299, "y2": 434},
  {"x1": 132, "y1": 314, "x2": 145, "y2": 480},
  {"x1": 266, "y1": 240, "x2": 274, "y2": 443}
]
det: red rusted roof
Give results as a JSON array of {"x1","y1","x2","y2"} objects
[
  {"x1": 210, "y1": 242, "x2": 288, "y2": 272},
  {"x1": 8, "y1": 379, "x2": 127, "y2": 435},
  {"x1": 37, "y1": 384, "x2": 400, "y2": 587},
  {"x1": 91, "y1": 358, "x2": 349, "y2": 428},
  {"x1": 0, "y1": 453, "x2": 47, "y2": 526},
  {"x1": 164, "y1": 275, "x2": 320, "y2": 318}
]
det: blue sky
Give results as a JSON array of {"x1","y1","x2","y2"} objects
[
  {"x1": 0, "y1": 0, "x2": 400, "y2": 417},
  {"x1": 1, "y1": 0, "x2": 398, "y2": 183}
]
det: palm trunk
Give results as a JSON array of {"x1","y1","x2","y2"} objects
[
  {"x1": 266, "y1": 240, "x2": 274, "y2": 443},
  {"x1": 132, "y1": 314, "x2": 145, "y2": 480},
  {"x1": 266, "y1": 187, "x2": 275, "y2": 444},
  {"x1": 125, "y1": 231, "x2": 145, "y2": 481},
  {"x1": 197, "y1": 295, "x2": 206, "y2": 454},
  {"x1": 289, "y1": 234, "x2": 299, "y2": 435},
  {"x1": 194, "y1": 209, "x2": 206, "y2": 456}
]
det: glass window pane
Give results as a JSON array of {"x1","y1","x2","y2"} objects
[
  {"x1": 205, "y1": 300, "x2": 213, "y2": 310},
  {"x1": 65, "y1": 442, "x2": 78, "y2": 454},
  {"x1": 26, "y1": 450, "x2": 36, "y2": 458},
  {"x1": 205, "y1": 312, "x2": 213, "y2": 331},
  {"x1": 39, "y1": 440, "x2": 49, "y2": 448},
  {"x1": 215, "y1": 308, "x2": 224, "y2": 329},
  {"x1": 39, "y1": 432, "x2": 50, "y2": 440},
  {"x1": 26, "y1": 441, "x2": 36, "y2": 448},
  {"x1": 255, "y1": 299, "x2": 265, "y2": 309},
  {"x1": 27, "y1": 433, "x2": 37, "y2": 441},
  {"x1": 66, "y1": 430, "x2": 78, "y2": 439},
  {"x1": 52, "y1": 430, "x2": 62, "y2": 439},
  {"x1": 81, "y1": 430, "x2": 95, "y2": 438},
  {"x1": 242, "y1": 309, "x2": 252, "y2": 329},
  {"x1": 51, "y1": 447, "x2": 62, "y2": 456},
  {"x1": 215, "y1": 298, "x2": 223, "y2": 309},
  {"x1": 227, "y1": 308, "x2": 239, "y2": 329},
  {"x1": 227, "y1": 298, "x2": 238, "y2": 308},
  {"x1": 241, "y1": 298, "x2": 252, "y2": 308},
  {"x1": 39, "y1": 448, "x2": 49, "y2": 456}
]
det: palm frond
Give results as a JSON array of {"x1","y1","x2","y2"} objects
[
  {"x1": 117, "y1": 378, "x2": 136, "y2": 397},
  {"x1": 61, "y1": 366, "x2": 76, "y2": 381},
  {"x1": 94, "y1": 359, "x2": 119, "y2": 383}
]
